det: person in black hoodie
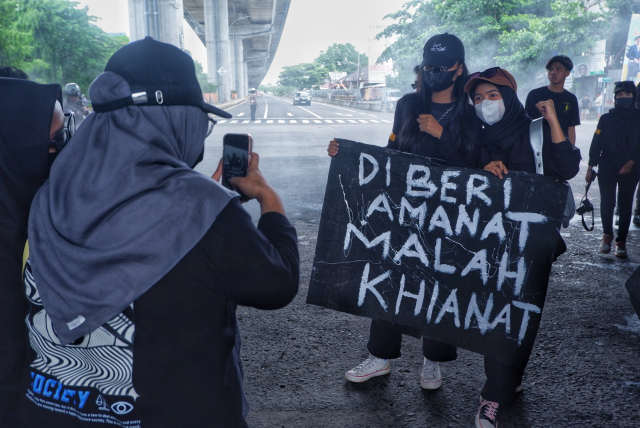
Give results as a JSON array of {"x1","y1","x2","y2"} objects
[
  {"x1": 0, "y1": 72, "x2": 65, "y2": 427},
  {"x1": 328, "y1": 33, "x2": 481, "y2": 394},
  {"x1": 586, "y1": 80, "x2": 640, "y2": 258},
  {"x1": 465, "y1": 67, "x2": 581, "y2": 428}
]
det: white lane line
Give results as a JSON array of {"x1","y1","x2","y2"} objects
[
  {"x1": 370, "y1": 120, "x2": 380, "y2": 123},
  {"x1": 218, "y1": 120, "x2": 227, "y2": 123},
  {"x1": 242, "y1": 120, "x2": 250, "y2": 123},
  {"x1": 238, "y1": 113, "x2": 245, "y2": 116},
  {"x1": 313, "y1": 120, "x2": 322, "y2": 123},
  {"x1": 267, "y1": 120, "x2": 274, "y2": 123},
  {"x1": 336, "y1": 120, "x2": 345, "y2": 123},
  {"x1": 314, "y1": 103, "x2": 358, "y2": 113},
  {"x1": 348, "y1": 119, "x2": 357, "y2": 123},
  {"x1": 230, "y1": 120, "x2": 238, "y2": 123},
  {"x1": 263, "y1": 97, "x2": 268, "y2": 119},
  {"x1": 302, "y1": 120, "x2": 310, "y2": 123},
  {"x1": 381, "y1": 120, "x2": 391, "y2": 123},
  {"x1": 324, "y1": 120, "x2": 334, "y2": 123},
  {"x1": 255, "y1": 120, "x2": 262, "y2": 123},
  {"x1": 297, "y1": 106, "x2": 322, "y2": 118},
  {"x1": 278, "y1": 120, "x2": 285, "y2": 123},
  {"x1": 358, "y1": 120, "x2": 368, "y2": 123},
  {"x1": 287, "y1": 113, "x2": 293, "y2": 116},
  {"x1": 290, "y1": 120, "x2": 297, "y2": 123}
]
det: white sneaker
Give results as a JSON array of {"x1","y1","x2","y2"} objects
[
  {"x1": 419, "y1": 358, "x2": 442, "y2": 389},
  {"x1": 345, "y1": 354, "x2": 390, "y2": 383}
]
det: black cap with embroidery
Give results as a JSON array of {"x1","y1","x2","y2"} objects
[
  {"x1": 94, "y1": 37, "x2": 232, "y2": 118},
  {"x1": 420, "y1": 33, "x2": 465, "y2": 69},
  {"x1": 614, "y1": 80, "x2": 636, "y2": 95}
]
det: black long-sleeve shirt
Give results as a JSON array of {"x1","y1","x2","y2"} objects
[
  {"x1": 20, "y1": 199, "x2": 299, "y2": 428},
  {"x1": 588, "y1": 108, "x2": 640, "y2": 173}
]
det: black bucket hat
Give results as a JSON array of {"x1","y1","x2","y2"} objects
[
  {"x1": 93, "y1": 37, "x2": 232, "y2": 118},
  {"x1": 420, "y1": 33, "x2": 465, "y2": 69}
]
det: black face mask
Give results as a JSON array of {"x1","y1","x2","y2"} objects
[
  {"x1": 424, "y1": 69, "x2": 457, "y2": 92},
  {"x1": 615, "y1": 97, "x2": 634, "y2": 109}
]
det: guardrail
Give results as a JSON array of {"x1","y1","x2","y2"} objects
[{"x1": 310, "y1": 97, "x2": 388, "y2": 112}]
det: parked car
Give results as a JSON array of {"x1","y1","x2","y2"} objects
[{"x1": 293, "y1": 91, "x2": 311, "y2": 106}]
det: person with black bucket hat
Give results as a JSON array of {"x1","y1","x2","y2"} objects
[
  {"x1": 587, "y1": 80, "x2": 640, "y2": 258},
  {"x1": 466, "y1": 66, "x2": 581, "y2": 428},
  {"x1": 20, "y1": 37, "x2": 299, "y2": 428},
  {"x1": 329, "y1": 32, "x2": 482, "y2": 399}
]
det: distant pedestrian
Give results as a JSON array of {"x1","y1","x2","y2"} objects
[
  {"x1": 587, "y1": 81, "x2": 640, "y2": 257},
  {"x1": 581, "y1": 94, "x2": 591, "y2": 122},
  {"x1": 594, "y1": 91, "x2": 603, "y2": 119},
  {"x1": 249, "y1": 88, "x2": 258, "y2": 120},
  {"x1": 525, "y1": 55, "x2": 580, "y2": 144}
]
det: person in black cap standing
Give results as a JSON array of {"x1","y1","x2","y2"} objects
[
  {"x1": 586, "y1": 80, "x2": 640, "y2": 257},
  {"x1": 20, "y1": 37, "x2": 299, "y2": 428},
  {"x1": 329, "y1": 32, "x2": 480, "y2": 393}
]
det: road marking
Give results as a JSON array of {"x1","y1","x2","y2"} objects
[
  {"x1": 336, "y1": 120, "x2": 345, "y2": 123},
  {"x1": 381, "y1": 120, "x2": 391, "y2": 123},
  {"x1": 313, "y1": 120, "x2": 322, "y2": 123},
  {"x1": 370, "y1": 120, "x2": 380, "y2": 123},
  {"x1": 297, "y1": 106, "x2": 322, "y2": 118},
  {"x1": 348, "y1": 120, "x2": 357, "y2": 123},
  {"x1": 242, "y1": 120, "x2": 250, "y2": 123},
  {"x1": 335, "y1": 113, "x2": 352, "y2": 116},
  {"x1": 324, "y1": 120, "x2": 334, "y2": 123},
  {"x1": 278, "y1": 120, "x2": 285, "y2": 123},
  {"x1": 302, "y1": 120, "x2": 310, "y2": 123},
  {"x1": 315, "y1": 103, "x2": 358, "y2": 113},
  {"x1": 290, "y1": 120, "x2": 297, "y2": 123},
  {"x1": 358, "y1": 120, "x2": 368, "y2": 123},
  {"x1": 267, "y1": 120, "x2": 273, "y2": 123},
  {"x1": 230, "y1": 120, "x2": 238, "y2": 123},
  {"x1": 238, "y1": 113, "x2": 245, "y2": 116},
  {"x1": 255, "y1": 120, "x2": 262, "y2": 123},
  {"x1": 218, "y1": 120, "x2": 227, "y2": 123},
  {"x1": 287, "y1": 113, "x2": 293, "y2": 116},
  {"x1": 263, "y1": 97, "x2": 268, "y2": 119}
]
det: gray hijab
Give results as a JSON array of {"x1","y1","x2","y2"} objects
[{"x1": 28, "y1": 72, "x2": 238, "y2": 344}]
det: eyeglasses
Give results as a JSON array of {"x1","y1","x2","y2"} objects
[
  {"x1": 423, "y1": 65, "x2": 451, "y2": 75},
  {"x1": 206, "y1": 116, "x2": 217, "y2": 137},
  {"x1": 50, "y1": 112, "x2": 76, "y2": 152},
  {"x1": 469, "y1": 67, "x2": 515, "y2": 90},
  {"x1": 411, "y1": 83, "x2": 417, "y2": 89}
]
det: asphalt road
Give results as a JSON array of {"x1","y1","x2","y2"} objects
[{"x1": 197, "y1": 97, "x2": 640, "y2": 428}]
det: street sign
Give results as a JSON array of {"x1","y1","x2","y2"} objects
[
  {"x1": 598, "y1": 77, "x2": 612, "y2": 82},
  {"x1": 217, "y1": 67, "x2": 227, "y2": 76}
]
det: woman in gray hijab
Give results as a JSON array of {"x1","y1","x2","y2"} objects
[{"x1": 22, "y1": 38, "x2": 299, "y2": 428}]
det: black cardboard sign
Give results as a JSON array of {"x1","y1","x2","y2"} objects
[{"x1": 307, "y1": 139, "x2": 568, "y2": 368}]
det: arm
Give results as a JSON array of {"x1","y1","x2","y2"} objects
[
  {"x1": 587, "y1": 117, "x2": 605, "y2": 169},
  {"x1": 387, "y1": 98, "x2": 404, "y2": 149},
  {"x1": 545, "y1": 125, "x2": 582, "y2": 181},
  {"x1": 568, "y1": 126, "x2": 576, "y2": 145}
]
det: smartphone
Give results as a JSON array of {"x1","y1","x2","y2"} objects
[{"x1": 222, "y1": 133, "x2": 253, "y2": 197}]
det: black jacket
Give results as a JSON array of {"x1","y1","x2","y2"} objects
[{"x1": 588, "y1": 108, "x2": 640, "y2": 173}]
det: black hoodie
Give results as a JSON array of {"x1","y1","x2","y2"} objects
[{"x1": 588, "y1": 106, "x2": 640, "y2": 172}]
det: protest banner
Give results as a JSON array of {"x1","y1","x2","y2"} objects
[{"x1": 307, "y1": 139, "x2": 569, "y2": 368}]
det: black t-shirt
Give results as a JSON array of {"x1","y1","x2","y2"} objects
[
  {"x1": 20, "y1": 199, "x2": 299, "y2": 428},
  {"x1": 524, "y1": 86, "x2": 580, "y2": 137}
]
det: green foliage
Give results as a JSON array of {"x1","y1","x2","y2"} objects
[
  {"x1": 273, "y1": 85, "x2": 295, "y2": 96},
  {"x1": 277, "y1": 63, "x2": 329, "y2": 90},
  {"x1": 258, "y1": 84, "x2": 269, "y2": 92},
  {"x1": 377, "y1": 0, "x2": 628, "y2": 90},
  {"x1": 0, "y1": 1, "x2": 33, "y2": 67},
  {"x1": 195, "y1": 60, "x2": 218, "y2": 93},
  {"x1": 314, "y1": 43, "x2": 368, "y2": 74}
]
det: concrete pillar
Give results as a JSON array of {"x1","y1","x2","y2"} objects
[
  {"x1": 229, "y1": 37, "x2": 236, "y2": 94},
  {"x1": 204, "y1": 0, "x2": 231, "y2": 103},
  {"x1": 243, "y1": 61, "x2": 249, "y2": 96},
  {"x1": 216, "y1": 0, "x2": 231, "y2": 103},
  {"x1": 127, "y1": 0, "x2": 183, "y2": 48},
  {"x1": 204, "y1": 0, "x2": 219, "y2": 92},
  {"x1": 234, "y1": 38, "x2": 245, "y2": 98}
]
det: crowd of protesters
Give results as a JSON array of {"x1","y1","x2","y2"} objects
[{"x1": 1, "y1": 30, "x2": 640, "y2": 428}]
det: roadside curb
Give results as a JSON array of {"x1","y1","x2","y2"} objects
[
  {"x1": 278, "y1": 95, "x2": 389, "y2": 112},
  {"x1": 216, "y1": 98, "x2": 247, "y2": 110}
]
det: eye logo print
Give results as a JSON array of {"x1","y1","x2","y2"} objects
[
  {"x1": 111, "y1": 401, "x2": 134, "y2": 415},
  {"x1": 431, "y1": 43, "x2": 446, "y2": 52}
]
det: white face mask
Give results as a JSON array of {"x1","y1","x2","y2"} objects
[{"x1": 475, "y1": 99, "x2": 505, "y2": 125}]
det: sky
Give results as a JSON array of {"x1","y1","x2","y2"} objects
[{"x1": 74, "y1": 0, "x2": 408, "y2": 84}]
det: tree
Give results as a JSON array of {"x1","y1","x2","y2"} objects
[
  {"x1": 195, "y1": 60, "x2": 218, "y2": 93},
  {"x1": 277, "y1": 63, "x2": 329, "y2": 89},
  {"x1": 376, "y1": 0, "x2": 621, "y2": 90},
  {"x1": 18, "y1": 0, "x2": 127, "y2": 94},
  {"x1": 315, "y1": 43, "x2": 368, "y2": 75},
  {"x1": 0, "y1": 1, "x2": 34, "y2": 68}
]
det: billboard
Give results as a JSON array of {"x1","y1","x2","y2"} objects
[{"x1": 622, "y1": 13, "x2": 640, "y2": 82}]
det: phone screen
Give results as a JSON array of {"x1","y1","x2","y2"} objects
[{"x1": 222, "y1": 133, "x2": 252, "y2": 189}]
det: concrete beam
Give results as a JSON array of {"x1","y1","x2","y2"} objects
[
  {"x1": 229, "y1": 24, "x2": 273, "y2": 37},
  {"x1": 128, "y1": 0, "x2": 184, "y2": 48}
]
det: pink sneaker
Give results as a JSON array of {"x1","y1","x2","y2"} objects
[{"x1": 476, "y1": 399, "x2": 500, "y2": 428}]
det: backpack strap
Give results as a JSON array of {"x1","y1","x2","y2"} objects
[{"x1": 529, "y1": 118, "x2": 544, "y2": 175}]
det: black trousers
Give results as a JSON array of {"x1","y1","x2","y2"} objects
[
  {"x1": 250, "y1": 104, "x2": 257, "y2": 120},
  {"x1": 598, "y1": 167, "x2": 639, "y2": 240},
  {"x1": 367, "y1": 319, "x2": 523, "y2": 405}
]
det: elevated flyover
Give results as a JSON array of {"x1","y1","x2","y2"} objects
[{"x1": 128, "y1": 0, "x2": 290, "y2": 102}]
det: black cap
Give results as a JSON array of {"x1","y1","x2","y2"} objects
[
  {"x1": 614, "y1": 80, "x2": 636, "y2": 94},
  {"x1": 420, "y1": 33, "x2": 465, "y2": 68},
  {"x1": 96, "y1": 37, "x2": 232, "y2": 118}
]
